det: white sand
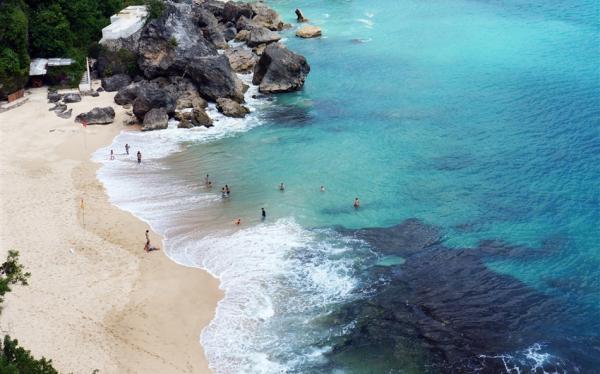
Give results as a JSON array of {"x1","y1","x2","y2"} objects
[{"x1": 0, "y1": 86, "x2": 222, "y2": 373}]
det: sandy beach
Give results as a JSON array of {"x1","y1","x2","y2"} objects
[{"x1": 0, "y1": 86, "x2": 222, "y2": 373}]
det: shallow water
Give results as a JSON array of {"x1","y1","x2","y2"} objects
[{"x1": 96, "y1": 0, "x2": 599, "y2": 372}]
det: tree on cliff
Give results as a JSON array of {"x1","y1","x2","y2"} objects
[{"x1": 0, "y1": 0, "x2": 29, "y2": 97}]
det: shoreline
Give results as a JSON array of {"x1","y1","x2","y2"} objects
[{"x1": 0, "y1": 86, "x2": 222, "y2": 373}]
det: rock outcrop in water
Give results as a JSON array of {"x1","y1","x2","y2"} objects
[
  {"x1": 253, "y1": 43, "x2": 310, "y2": 93},
  {"x1": 96, "y1": 0, "x2": 309, "y2": 128},
  {"x1": 325, "y1": 219, "x2": 583, "y2": 373}
]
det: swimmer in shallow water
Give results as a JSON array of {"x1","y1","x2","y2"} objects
[
  {"x1": 234, "y1": 218, "x2": 241, "y2": 225},
  {"x1": 320, "y1": 185, "x2": 325, "y2": 192},
  {"x1": 261, "y1": 207, "x2": 266, "y2": 220},
  {"x1": 354, "y1": 197, "x2": 360, "y2": 208},
  {"x1": 279, "y1": 182, "x2": 285, "y2": 191}
]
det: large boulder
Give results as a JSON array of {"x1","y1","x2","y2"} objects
[
  {"x1": 75, "y1": 107, "x2": 115, "y2": 125},
  {"x1": 296, "y1": 25, "x2": 322, "y2": 38},
  {"x1": 216, "y1": 98, "x2": 249, "y2": 118},
  {"x1": 132, "y1": 86, "x2": 176, "y2": 120},
  {"x1": 252, "y1": 44, "x2": 310, "y2": 93},
  {"x1": 251, "y1": 2, "x2": 285, "y2": 31},
  {"x1": 63, "y1": 93, "x2": 81, "y2": 103},
  {"x1": 142, "y1": 108, "x2": 169, "y2": 131},
  {"x1": 235, "y1": 16, "x2": 259, "y2": 31},
  {"x1": 247, "y1": 27, "x2": 281, "y2": 47},
  {"x1": 223, "y1": 2, "x2": 254, "y2": 22},
  {"x1": 101, "y1": 74, "x2": 132, "y2": 92},
  {"x1": 224, "y1": 47, "x2": 258, "y2": 73},
  {"x1": 175, "y1": 108, "x2": 213, "y2": 127},
  {"x1": 114, "y1": 83, "x2": 140, "y2": 105},
  {"x1": 193, "y1": 108, "x2": 213, "y2": 127},
  {"x1": 186, "y1": 55, "x2": 245, "y2": 102}
]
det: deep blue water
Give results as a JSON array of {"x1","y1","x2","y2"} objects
[{"x1": 98, "y1": 0, "x2": 600, "y2": 372}]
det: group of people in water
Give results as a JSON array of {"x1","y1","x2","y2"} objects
[
  {"x1": 203, "y1": 174, "x2": 361, "y2": 225},
  {"x1": 109, "y1": 143, "x2": 142, "y2": 164}
]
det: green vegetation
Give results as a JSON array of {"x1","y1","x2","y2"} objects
[
  {"x1": 0, "y1": 0, "x2": 30, "y2": 97},
  {"x1": 145, "y1": 0, "x2": 166, "y2": 22},
  {"x1": 0, "y1": 251, "x2": 59, "y2": 373},
  {"x1": 0, "y1": 0, "x2": 165, "y2": 97}
]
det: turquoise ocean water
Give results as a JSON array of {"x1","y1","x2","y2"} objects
[{"x1": 96, "y1": 0, "x2": 599, "y2": 372}]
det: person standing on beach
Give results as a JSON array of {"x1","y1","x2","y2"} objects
[
  {"x1": 261, "y1": 207, "x2": 266, "y2": 220},
  {"x1": 125, "y1": 143, "x2": 130, "y2": 155},
  {"x1": 137, "y1": 151, "x2": 142, "y2": 164},
  {"x1": 110, "y1": 149, "x2": 115, "y2": 160},
  {"x1": 144, "y1": 229, "x2": 150, "y2": 252},
  {"x1": 279, "y1": 182, "x2": 285, "y2": 191},
  {"x1": 354, "y1": 197, "x2": 360, "y2": 209}
]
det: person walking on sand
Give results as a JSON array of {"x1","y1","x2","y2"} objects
[
  {"x1": 125, "y1": 143, "x2": 130, "y2": 155},
  {"x1": 137, "y1": 151, "x2": 142, "y2": 164},
  {"x1": 354, "y1": 197, "x2": 360, "y2": 209},
  {"x1": 110, "y1": 149, "x2": 115, "y2": 160},
  {"x1": 279, "y1": 182, "x2": 285, "y2": 191},
  {"x1": 261, "y1": 207, "x2": 266, "y2": 220}
]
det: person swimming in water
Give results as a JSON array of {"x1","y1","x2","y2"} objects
[
  {"x1": 235, "y1": 218, "x2": 241, "y2": 225},
  {"x1": 320, "y1": 185, "x2": 325, "y2": 192},
  {"x1": 221, "y1": 187, "x2": 227, "y2": 198},
  {"x1": 279, "y1": 182, "x2": 285, "y2": 191},
  {"x1": 225, "y1": 184, "x2": 231, "y2": 196},
  {"x1": 354, "y1": 197, "x2": 360, "y2": 208},
  {"x1": 205, "y1": 174, "x2": 210, "y2": 184}
]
